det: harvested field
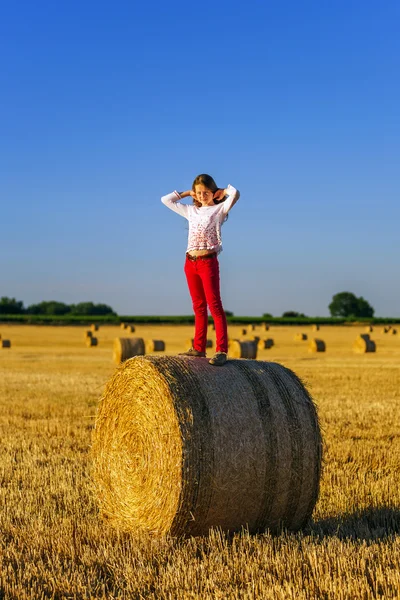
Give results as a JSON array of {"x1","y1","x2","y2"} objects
[{"x1": 0, "y1": 323, "x2": 399, "y2": 598}]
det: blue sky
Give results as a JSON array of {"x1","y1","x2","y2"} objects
[{"x1": 1, "y1": 0, "x2": 399, "y2": 316}]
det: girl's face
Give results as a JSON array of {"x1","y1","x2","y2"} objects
[{"x1": 194, "y1": 184, "x2": 215, "y2": 207}]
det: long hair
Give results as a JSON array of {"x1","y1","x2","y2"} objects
[{"x1": 191, "y1": 174, "x2": 225, "y2": 208}]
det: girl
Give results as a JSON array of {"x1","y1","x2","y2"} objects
[{"x1": 161, "y1": 173, "x2": 240, "y2": 366}]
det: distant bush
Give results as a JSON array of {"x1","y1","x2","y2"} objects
[{"x1": 282, "y1": 311, "x2": 307, "y2": 318}]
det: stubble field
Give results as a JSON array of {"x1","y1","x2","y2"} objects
[{"x1": 0, "y1": 323, "x2": 399, "y2": 599}]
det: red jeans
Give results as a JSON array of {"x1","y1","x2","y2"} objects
[{"x1": 184, "y1": 255, "x2": 228, "y2": 353}]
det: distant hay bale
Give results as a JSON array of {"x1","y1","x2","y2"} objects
[
  {"x1": 91, "y1": 356, "x2": 322, "y2": 536},
  {"x1": 353, "y1": 335, "x2": 376, "y2": 353},
  {"x1": 241, "y1": 328, "x2": 247, "y2": 335},
  {"x1": 261, "y1": 323, "x2": 270, "y2": 331},
  {"x1": 365, "y1": 326, "x2": 373, "y2": 333},
  {"x1": 382, "y1": 326, "x2": 391, "y2": 333},
  {"x1": 126, "y1": 325, "x2": 136, "y2": 333},
  {"x1": 253, "y1": 336, "x2": 260, "y2": 343},
  {"x1": 294, "y1": 333, "x2": 308, "y2": 341},
  {"x1": 145, "y1": 340, "x2": 166, "y2": 353},
  {"x1": 390, "y1": 328, "x2": 397, "y2": 335},
  {"x1": 228, "y1": 339, "x2": 258, "y2": 359},
  {"x1": 91, "y1": 324, "x2": 99, "y2": 332},
  {"x1": 86, "y1": 337, "x2": 98, "y2": 347},
  {"x1": 248, "y1": 324, "x2": 255, "y2": 331},
  {"x1": 1, "y1": 340, "x2": 11, "y2": 348},
  {"x1": 258, "y1": 338, "x2": 274, "y2": 350},
  {"x1": 84, "y1": 330, "x2": 93, "y2": 340},
  {"x1": 308, "y1": 339, "x2": 326, "y2": 353},
  {"x1": 120, "y1": 323, "x2": 126, "y2": 329},
  {"x1": 186, "y1": 338, "x2": 213, "y2": 349},
  {"x1": 113, "y1": 337, "x2": 145, "y2": 363},
  {"x1": 311, "y1": 325, "x2": 320, "y2": 332},
  {"x1": 0, "y1": 333, "x2": 2, "y2": 340}
]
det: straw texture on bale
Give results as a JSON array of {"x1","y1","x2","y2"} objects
[
  {"x1": 228, "y1": 339, "x2": 258, "y2": 359},
  {"x1": 1, "y1": 340, "x2": 11, "y2": 348},
  {"x1": 113, "y1": 337, "x2": 145, "y2": 363},
  {"x1": 91, "y1": 356, "x2": 322, "y2": 536},
  {"x1": 145, "y1": 340, "x2": 166, "y2": 353},
  {"x1": 91, "y1": 324, "x2": 99, "y2": 332},
  {"x1": 353, "y1": 335, "x2": 376, "y2": 354},
  {"x1": 308, "y1": 339, "x2": 326, "y2": 353},
  {"x1": 312, "y1": 325, "x2": 320, "y2": 331},
  {"x1": 258, "y1": 338, "x2": 274, "y2": 350},
  {"x1": 186, "y1": 338, "x2": 213, "y2": 349},
  {"x1": 294, "y1": 333, "x2": 308, "y2": 341},
  {"x1": 86, "y1": 336, "x2": 98, "y2": 347},
  {"x1": 84, "y1": 330, "x2": 93, "y2": 340}
]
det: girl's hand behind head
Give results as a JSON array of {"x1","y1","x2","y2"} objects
[{"x1": 213, "y1": 188, "x2": 227, "y2": 202}]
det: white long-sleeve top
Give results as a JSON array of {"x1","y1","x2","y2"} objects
[{"x1": 161, "y1": 184, "x2": 240, "y2": 254}]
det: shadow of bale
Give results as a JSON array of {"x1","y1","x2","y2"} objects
[{"x1": 307, "y1": 506, "x2": 400, "y2": 541}]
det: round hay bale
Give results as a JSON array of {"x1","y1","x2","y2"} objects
[
  {"x1": 145, "y1": 340, "x2": 166, "y2": 353},
  {"x1": 253, "y1": 336, "x2": 260, "y2": 343},
  {"x1": 248, "y1": 324, "x2": 255, "y2": 331},
  {"x1": 86, "y1": 336, "x2": 98, "y2": 347},
  {"x1": 228, "y1": 339, "x2": 258, "y2": 359},
  {"x1": 185, "y1": 338, "x2": 213, "y2": 349},
  {"x1": 84, "y1": 330, "x2": 93, "y2": 340},
  {"x1": 365, "y1": 325, "x2": 373, "y2": 333},
  {"x1": 390, "y1": 328, "x2": 397, "y2": 335},
  {"x1": 113, "y1": 338, "x2": 145, "y2": 363},
  {"x1": 294, "y1": 333, "x2": 308, "y2": 341},
  {"x1": 126, "y1": 325, "x2": 136, "y2": 333},
  {"x1": 91, "y1": 324, "x2": 99, "y2": 332},
  {"x1": 308, "y1": 339, "x2": 326, "y2": 353},
  {"x1": 1, "y1": 340, "x2": 11, "y2": 348},
  {"x1": 120, "y1": 322, "x2": 126, "y2": 329},
  {"x1": 91, "y1": 356, "x2": 322, "y2": 536},
  {"x1": 382, "y1": 326, "x2": 391, "y2": 333},
  {"x1": 261, "y1": 323, "x2": 270, "y2": 331},
  {"x1": 311, "y1": 325, "x2": 320, "y2": 332},
  {"x1": 353, "y1": 336, "x2": 376, "y2": 353},
  {"x1": 258, "y1": 338, "x2": 274, "y2": 350},
  {"x1": 241, "y1": 328, "x2": 247, "y2": 335}
]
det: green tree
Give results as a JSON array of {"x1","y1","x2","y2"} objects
[
  {"x1": 70, "y1": 302, "x2": 116, "y2": 315},
  {"x1": 329, "y1": 292, "x2": 374, "y2": 318},
  {"x1": 282, "y1": 311, "x2": 307, "y2": 318},
  {"x1": 26, "y1": 301, "x2": 71, "y2": 315},
  {"x1": 0, "y1": 297, "x2": 24, "y2": 314}
]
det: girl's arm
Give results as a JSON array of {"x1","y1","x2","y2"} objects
[
  {"x1": 215, "y1": 184, "x2": 240, "y2": 213},
  {"x1": 161, "y1": 190, "x2": 190, "y2": 218}
]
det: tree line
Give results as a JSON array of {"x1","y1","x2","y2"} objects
[
  {"x1": 0, "y1": 297, "x2": 116, "y2": 316},
  {"x1": 0, "y1": 291, "x2": 374, "y2": 318}
]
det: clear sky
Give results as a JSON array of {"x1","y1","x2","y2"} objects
[{"x1": 1, "y1": 1, "x2": 399, "y2": 317}]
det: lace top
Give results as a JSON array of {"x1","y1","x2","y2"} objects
[{"x1": 161, "y1": 184, "x2": 239, "y2": 254}]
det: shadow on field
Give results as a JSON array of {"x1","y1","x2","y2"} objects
[{"x1": 308, "y1": 506, "x2": 400, "y2": 541}]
